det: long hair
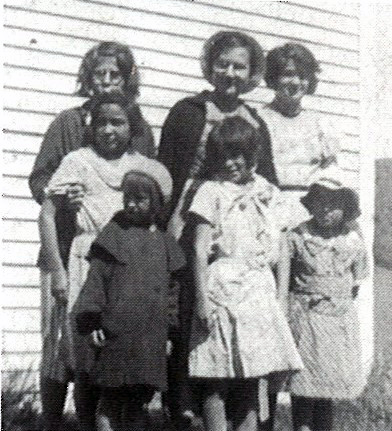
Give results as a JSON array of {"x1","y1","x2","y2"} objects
[{"x1": 77, "y1": 41, "x2": 140, "y2": 101}]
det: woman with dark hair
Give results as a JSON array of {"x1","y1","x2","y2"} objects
[
  {"x1": 262, "y1": 43, "x2": 342, "y2": 230},
  {"x1": 157, "y1": 31, "x2": 277, "y2": 429},
  {"x1": 30, "y1": 42, "x2": 154, "y2": 431}
]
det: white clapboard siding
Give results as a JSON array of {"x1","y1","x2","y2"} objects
[{"x1": 3, "y1": 0, "x2": 362, "y2": 385}]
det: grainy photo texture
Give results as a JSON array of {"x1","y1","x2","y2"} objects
[{"x1": 2, "y1": 1, "x2": 391, "y2": 430}]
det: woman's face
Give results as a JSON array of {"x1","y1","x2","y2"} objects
[
  {"x1": 211, "y1": 46, "x2": 251, "y2": 97},
  {"x1": 275, "y1": 71, "x2": 309, "y2": 104},
  {"x1": 94, "y1": 103, "x2": 130, "y2": 159},
  {"x1": 218, "y1": 154, "x2": 253, "y2": 184},
  {"x1": 91, "y1": 56, "x2": 125, "y2": 95},
  {"x1": 312, "y1": 193, "x2": 344, "y2": 228}
]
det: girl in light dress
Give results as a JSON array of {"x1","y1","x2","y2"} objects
[
  {"x1": 187, "y1": 116, "x2": 303, "y2": 431},
  {"x1": 38, "y1": 91, "x2": 158, "y2": 430},
  {"x1": 288, "y1": 173, "x2": 368, "y2": 431}
]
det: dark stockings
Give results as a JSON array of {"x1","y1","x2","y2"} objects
[
  {"x1": 74, "y1": 371, "x2": 100, "y2": 431},
  {"x1": 96, "y1": 386, "x2": 151, "y2": 431},
  {"x1": 292, "y1": 396, "x2": 333, "y2": 431},
  {"x1": 40, "y1": 376, "x2": 68, "y2": 431},
  {"x1": 259, "y1": 392, "x2": 278, "y2": 431},
  {"x1": 202, "y1": 379, "x2": 258, "y2": 431}
]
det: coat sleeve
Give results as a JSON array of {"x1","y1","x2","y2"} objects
[
  {"x1": 244, "y1": 104, "x2": 278, "y2": 186},
  {"x1": 29, "y1": 114, "x2": 69, "y2": 204},
  {"x1": 130, "y1": 106, "x2": 156, "y2": 158},
  {"x1": 158, "y1": 98, "x2": 206, "y2": 220},
  {"x1": 74, "y1": 256, "x2": 113, "y2": 335}
]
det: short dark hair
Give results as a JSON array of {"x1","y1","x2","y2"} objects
[
  {"x1": 301, "y1": 184, "x2": 361, "y2": 222},
  {"x1": 77, "y1": 41, "x2": 139, "y2": 100},
  {"x1": 202, "y1": 116, "x2": 261, "y2": 179},
  {"x1": 201, "y1": 31, "x2": 265, "y2": 94},
  {"x1": 89, "y1": 92, "x2": 144, "y2": 138},
  {"x1": 265, "y1": 43, "x2": 320, "y2": 94}
]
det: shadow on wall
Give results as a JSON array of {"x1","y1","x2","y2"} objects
[
  {"x1": 373, "y1": 158, "x2": 392, "y2": 363},
  {"x1": 374, "y1": 159, "x2": 392, "y2": 269}
]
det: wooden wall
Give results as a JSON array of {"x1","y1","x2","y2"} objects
[{"x1": 3, "y1": 0, "x2": 361, "y2": 388}]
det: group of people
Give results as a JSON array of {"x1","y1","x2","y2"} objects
[{"x1": 29, "y1": 32, "x2": 368, "y2": 431}]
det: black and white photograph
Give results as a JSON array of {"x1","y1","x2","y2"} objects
[{"x1": 2, "y1": 1, "x2": 392, "y2": 430}]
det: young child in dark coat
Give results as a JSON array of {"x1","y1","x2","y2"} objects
[{"x1": 75, "y1": 167, "x2": 185, "y2": 431}]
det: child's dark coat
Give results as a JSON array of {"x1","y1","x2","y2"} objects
[{"x1": 75, "y1": 211, "x2": 185, "y2": 390}]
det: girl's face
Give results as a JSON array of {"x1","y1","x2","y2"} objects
[
  {"x1": 94, "y1": 103, "x2": 130, "y2": 159},
  {"x1": 123, "y1": 191, "x2": 152, "y2": 223},
  {"x1": 91, "y1": 56, "x2": 125, "y2": 95},
  {"x1": 275, "y1": 71, "x2": 309, "y2": 104},
  {"x1": 219, "y1": 154, "x2": 253, "y2": 184},
  {"x1": 312, "y1": 193, "x2": 344, "y2": 228},
  {"x1": 211, "y1": 46, "x2": 251, "y2": 97}
]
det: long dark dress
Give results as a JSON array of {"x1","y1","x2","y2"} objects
[{"x1": 75, "y1": 212, "x2": 185, "y2": 390}]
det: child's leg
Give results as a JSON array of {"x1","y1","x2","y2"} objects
[
  {"x1": 313, "y1": 399, "x2": 333, "y2": 431},
  {"x1": 74, "y1": 371, "x2": 100, "y2": 431},
  {"x1": 202, "y1": 380, "x2": 229, "y2": 431},
  {"x1": 121, "y1": 385, "x2": 154, "y2": 431},
  {"x1": 230, "y1": 379, "x2": 258, "y2": 431},
  {"x1": 96, "y1": 387, "x2": 124, "y2": 431},
  {"x1": 40, "y1": 375, "x2": 68, "y2": 431},
  {"x1": 291, "y1": 395, "x2": 314, "y2": 431},
  {"x1": 259, "y1": 392, "x2": 278, "y2": 431}
]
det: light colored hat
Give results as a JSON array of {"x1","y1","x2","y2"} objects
[
  {"x1": 201, "y1": 31, "x2": 265, "y2": 94},
  {"x1": 122, "y1": 157, "x2": 173, "y2": 203}
]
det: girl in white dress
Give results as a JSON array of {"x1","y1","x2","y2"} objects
[{"x1": 187, "y1": 116, "x2": 303, "y2": 431}]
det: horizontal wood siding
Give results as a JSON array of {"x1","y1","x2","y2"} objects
[{"x1": 3, "y1": 0, "x2": 361, "y2": 385}]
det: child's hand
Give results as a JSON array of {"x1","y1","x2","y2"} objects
[
  {"x1": 89, "y1": 329, "x2": 106, "y2": 349},
  {"x1": 65, "y1": 183, "x2": 85, "y2": 211},
  {"x1": 51, "y1": 269, "x2": 68, "y2": 305},
  {"x1": 166, "y1": 340, "x2": 173, "y2": 356}
]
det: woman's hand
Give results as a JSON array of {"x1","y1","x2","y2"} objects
[
  {"x1": 89, "y1": 329, "x2": 106, "y2": 349},
  {"x1": 51, "y1": 268, "x2": 68, "y2": 305},
  {"x1": 65, "y1": 183, "x2": 85, "y2": 211}
]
